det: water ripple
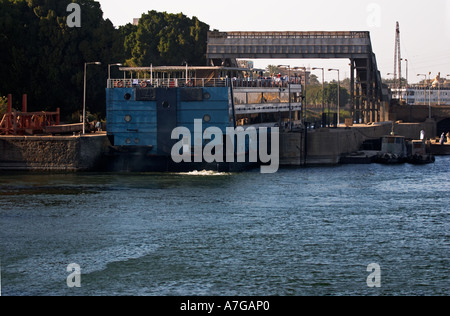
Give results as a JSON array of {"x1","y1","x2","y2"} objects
[{"x1": 0, "y1": 157, "x2": 449, "y2": 296}]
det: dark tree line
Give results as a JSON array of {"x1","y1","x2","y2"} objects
[
  {"x1": 123, "y1": 11, "x2": 209, "y2": 67},
  {"x1": 0, "y1": 0, "x2": 210, "y2": 119}
]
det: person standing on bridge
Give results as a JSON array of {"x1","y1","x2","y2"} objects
[
  {"x1": 440, "y1": 132, "x2": 445, "y2": 145},
  {"x1": 446, "y1": 132, "x2": 450, "y2": 143}
]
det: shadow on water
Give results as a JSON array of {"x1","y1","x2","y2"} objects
[{"x1": 0, "y1": 168, "x2": 240, "y2": 196}]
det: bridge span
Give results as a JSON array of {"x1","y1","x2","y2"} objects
[{"x1": 207, "y1": 31, "x2": 390, "y2": 124}]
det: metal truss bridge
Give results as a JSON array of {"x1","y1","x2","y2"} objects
[{"x1": 207, "y1": 31, "x2": 390, "y2": 123}]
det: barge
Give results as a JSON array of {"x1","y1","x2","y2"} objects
[{"x1": 105, "y1": 66, "x2": 304, "y2": 172}]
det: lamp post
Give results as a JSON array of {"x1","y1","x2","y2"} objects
[
  {"x1": 108, "y1": 63, "x2": 123, "y2": 81},
  {"x1": 328, "y1": 68, "x2": 340, "y2": 127},
  {"x1": 83, "y1": 62, "x2": 102, "y2": 135},
  {"x1": 278, "y1": 65, "x2": 292, "y2": 130},
  {"x1": 428, "y1": 72, "x2": 432, "y2": 118},
  {"x1": 108, "y1": 63, "x2": 122, "y2": 89},
  {"x1": 182, "y1": 61, "x2": 189, "y2": 85},
  {"x1": 401, "y1": 58, "x2": 408, "y2": 104},
  {"x1": 312, "y1": 67, "x2": 325, "y2": 127},
  {"x1": 417, "y1": 73, "x2": 427, "y2": 108},
  {"x1": 294, "y1": 67, "x2": 308, "y2": 125},
  {"x1": 446, "y1": 75, "x2": 450, "y2": 105},
  {"x1": 438, "y1": 75, "x2": 441, "y2": 106}
]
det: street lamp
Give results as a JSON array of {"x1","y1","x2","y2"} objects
[
  {"x1": 328, "y1": 68, "x2": 340, "y2": 127},
  {"x1": 83, "y1": 62, "x2": 102, "y2": 135},
  {"x1": 108, "y1": 63, "x2": 123, "y2": 81},
  {"x1": 417, "y1": 73, "x2": 427, "y2": 106},
  {"x1": 294, "y1": 67, "x2": 308, "y2": 125},
  {"x1": 183, "y1": 61, "x2": 189, "y2": 85},
  {"x1": 312, "y1": 67, "x2": 326, "y2": 127},
  {"x1": 428, "y1": 71, "x2": 433, "y2": 111},
  {"x1": 428, "y1": 72, "x2": 432, "y2": 117},
  {"x1": 401, "y1": 58, "x2": 408, "y2": 104},
  {"x1": 417, "y1": 73, "x2": 431, "y2": 118},
  {"x1": 278, "y1": 64, "x2": 292, "y2": 130}
]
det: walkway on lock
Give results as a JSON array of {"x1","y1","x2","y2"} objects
[{"x1": 207, "y1": 31, "x2": 389, "y2": 123}]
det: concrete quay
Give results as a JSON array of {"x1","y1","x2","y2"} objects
[
  {"x1": 280, "y1": 120, "x2": 437, "y2": 166},
  {"x1": 430, "y1": 141, "x2": 450, "y2": 156},
  {"x1": 0, "y1": 120, "x2": 440, "y2": 172},
  {"x1": 0, "y1": 133, "x2": 110, "y2": 172}
]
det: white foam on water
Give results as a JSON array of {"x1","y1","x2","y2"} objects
[{"x1": 178, "y1": 170, "x2": 231, "y2": 176}]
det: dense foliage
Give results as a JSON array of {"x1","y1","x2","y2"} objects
[
  {"x1": 0, "y1": 1, "x2": 210, "y2": 119},
  {"x1": 124, "y1": 11, "x2": 209, "y2": 67},
  {"x1": 306, "y1": 84, "x2": 350, "y2": 109}
]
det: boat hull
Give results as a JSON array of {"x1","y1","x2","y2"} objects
[
  {"x1": 102, "y1": 147, "x2": 257, "y2": 173},
  {"x1": 407, "y1": 154, "x2": 435, "y2": 165},
  {"x1": 375, "y1": 153, "x2": 407, "y2": 165}
]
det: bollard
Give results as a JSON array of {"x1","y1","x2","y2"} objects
[
  {"x1": 22, "y1": 94, "x2": 27, "y2": 113},
  {"x1": 56, "y1": 108, "x2": 60, "y2": 125},
  {"x1": 7, "y1": 94, "x2": 12, "y2": 113}
]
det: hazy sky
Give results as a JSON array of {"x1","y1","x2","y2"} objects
[{"x1": 98, "y1": 0, "x2": 450, "y2": 83}]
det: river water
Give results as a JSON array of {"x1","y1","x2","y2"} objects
[{"x1": 0, "y1": 158, "x2": 448, "y2": 296}]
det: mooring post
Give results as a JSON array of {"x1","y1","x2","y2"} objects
[
  {"x1": 7, "y1": 94, "x2": 12, "y2": 113},
  {"x1": 56, "y1": 108, "x2": 60, "y2": 125},
  {"x1": 22, "y1": 94, "x2": 27, "y2": 113},
  {"x1": 6, "y1": 94, "x2": 12, "y2": 132}
]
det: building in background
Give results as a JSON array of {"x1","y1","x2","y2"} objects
[{"x1": 394, "y1": 74, "x2": 450, "y2": 105}]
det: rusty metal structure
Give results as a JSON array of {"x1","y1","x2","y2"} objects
[
  {"x1": 0, "y1": 94, "x2": 60, "y2": 135},
  {"x1": 206, "y1": 31, "x2": 389, "y2": 123}
]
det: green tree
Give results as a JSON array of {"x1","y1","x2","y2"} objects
[
  {"x1": 265, "y1": 65, "x2": 280, "y2": 76},
  {"x1": 324, "y1": 83, "x2": 349, "y2": 108},
  {"x1": 0, "y1": 0, "x2": 123, "y2": 118},
  {"x1": 306, "y1": 85, "x2": 323, "y2": 107},
  {"x1": 0, "y1": 0, "x2": 37, "y2": 103},
  {"x1": 382, "y1": 77, "x2": 407, "y2": 85},
  {"x1": 120, "y1": 23, "x2": 138, "y2": 66},
  {"x1": 125, "y1": 11, "x2": 209, "y2": 67},
  {"x1": 309, "y1": 74, "x2": 320, "y2": 85},
  {"x1": 0, "y1": 2, "x2": 211, "y2": 119}
]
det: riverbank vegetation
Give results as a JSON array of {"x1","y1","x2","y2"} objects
[{"x1": 0, "y1": 0, "x2": 209, "y2": 120}]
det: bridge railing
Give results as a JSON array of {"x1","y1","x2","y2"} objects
[
  {"x1": 107, "y1": 78, "x2": 303, "y2": 89},
  {"x1": 208, "y1": 31, "x2": 370, "y2": 39},
  {"x1": 108, "y1": 78, "x2": 228, "y2": 89}
]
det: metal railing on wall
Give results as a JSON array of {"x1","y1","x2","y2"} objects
[{"x1": 107, "y1": 78, "x2": 303, "y2": 89}]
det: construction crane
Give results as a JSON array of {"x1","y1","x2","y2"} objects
[{"x1": 393, "y1": 22, "x2": 402, "y2": 94}]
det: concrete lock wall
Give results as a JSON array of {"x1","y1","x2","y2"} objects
[
  {"x1": 391, "y1": 104, "x2": 450, "y2": 126},
  {"x1": 0, "y1": 135, "x2": 110, "y2": 171},
  {"x1": 306, "y1": 128, "x2": 365, "y2": 165},
  {"x1": 303, "y1": 121, "x2": 435, "y2": 165},
  {"x1": 0, "y1": 121, "x2": 437, "y2": 171}
]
